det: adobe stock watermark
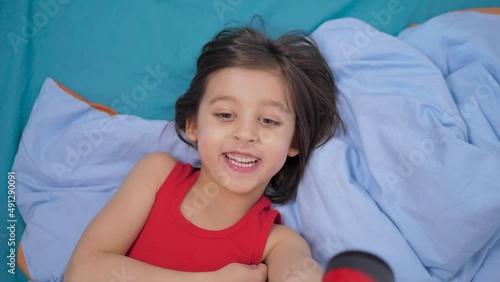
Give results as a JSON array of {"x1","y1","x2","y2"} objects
[
  {"x1": 51, "y1": 64, "x2": 168, "y2": 182},
  {"x1": 281, "y1": 257, "x2": 321, "y2": 282},
  {"x1": 383, "y1": 127, "x2": 454, "y2": 190},
  {"x1": 181, "y1": 170, "x2": 229, "y2": 220},
  {"x1": 258, "y1": 129, "x2": 274, "y2": 145},
  {"x1": 6, "y1": 172, "x2": 17, "y2": 275},
  {"x1": 456, "y1": 75, "x2": 499, "y2": 119},
  {"x1": 111, "y1": 64, "x2": 168, "y2": 115},
  {"x1": 340, "y1": 0, "x2": 404, "y2": 60},
  {"x1": 7, "y1": 0, "x2": 71, "y2": 54},
  {"x1": 384, "y1": 75, "x2": 499, "y2": 190},
  {"x1": 109, "y1": 267, "x2": 135, "y2": 282},
  {"x1": 309, "y1": 233, "x2": 339, "y2": 263},
  {"x1": 366, "y1": 0, "x2": 404, "y2": 32},
  {"x1": 440, "y1": 75, "x2": 498, "y2": 127},
  {"x1": 213, "y1": 0, "x2": 244, "y2": 21}
]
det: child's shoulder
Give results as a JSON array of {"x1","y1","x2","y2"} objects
[
  {"x1": 140, "y1": 151, "x2": 177, "y2": 165},
  {"x1": 135, "y1": 152, "x2": 177, "y2": 190},
  {"x1": 268, "y1": 224, "x2": 305, "y2": 243},
  {"x1": 262, "y1": 223, "x2": 310, "y2": 261}
]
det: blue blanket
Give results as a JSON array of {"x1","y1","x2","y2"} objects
[
  {"x1": 11, "y1": 11, "x2": 500, "y2": 282},
  {"x1": 283, "y1": 11, "x2": 500, "y2": 282}
]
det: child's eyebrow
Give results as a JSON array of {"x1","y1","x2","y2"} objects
[
  {"x1": 208, "y1": 95, "x2": 237, "y2": 105},
  {"x1": 262, "y1": 99, "x2": 292, "y2": 115},
  {"x1": 208, "y1": 95, "x2": 291, "y2": 115}
]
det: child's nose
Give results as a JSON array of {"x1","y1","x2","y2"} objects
[{"x1": 233, "y1": 119, "x2": 258, "y2": 144}]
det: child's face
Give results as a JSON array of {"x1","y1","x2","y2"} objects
[{"x1": 186, "y1": 67, "x2": 299, "y2": 196}]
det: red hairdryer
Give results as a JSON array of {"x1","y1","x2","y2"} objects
[{"x1": 323, "y1": 251, "x2": 394, "y2": 282}]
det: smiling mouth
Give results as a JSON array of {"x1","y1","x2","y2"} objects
[{"x1": 224, "y1": 153, "x2": 259, "y2": 168}]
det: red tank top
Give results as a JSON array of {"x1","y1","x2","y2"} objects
[{"x1": 126, "y1": 162, "x2": 281, "y2": 271}]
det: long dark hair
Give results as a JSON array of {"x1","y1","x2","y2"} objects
[{"x1": 175, "y1": 26, "x2": 344, "y2": 204}]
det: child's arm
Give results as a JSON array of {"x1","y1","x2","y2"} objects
[
  {"x1": 264, "y1": 225, "x2": 324, "y2": 282},
  {"x1": 64, "y1": 152, "x2": 266, "y2": 282}
]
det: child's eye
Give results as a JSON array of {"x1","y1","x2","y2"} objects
[
  {"x1": 214, "y1": 113, "x2": 235, "y2": 120},
  {"x1": 260, "y1": 118, "x2": 280, "y2": 126}
]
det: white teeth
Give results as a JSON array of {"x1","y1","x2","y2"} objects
[{"x1": 225, "y1": 153, "x2": 258, "y2": 167}]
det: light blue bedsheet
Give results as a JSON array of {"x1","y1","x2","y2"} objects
[
  {"x1": 11, "y1": 11, "x2": 500, "y2": 282},
  {"x1": 279, "y1": 11, "x2": 500, "y2": 282}
]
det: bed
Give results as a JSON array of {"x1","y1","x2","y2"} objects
[{"x1": 1, "y1": 1, "x2": 500, "y2": 282}]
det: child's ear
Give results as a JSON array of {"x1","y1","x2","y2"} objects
[
  {"x1": 185, "y1": 117, "x2": 198, "y2": 142},
  {"x1": 287, "y1": 147, "x2": 299, "y2": 157}
]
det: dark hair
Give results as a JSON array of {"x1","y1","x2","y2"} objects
[{"x1": 175, "y1": 26, "x2": 344, "y2": 204}]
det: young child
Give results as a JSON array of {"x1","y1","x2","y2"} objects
[{"x1": 65, "y1": 26, "x2": 343, "y2": 282}]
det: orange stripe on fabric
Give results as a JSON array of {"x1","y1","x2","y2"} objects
[
  {"x1": 54, "y1": 80, "x2": 118, "y2": 116},
  {"x1": 18, "y1": 243, "x2": 32, "y2": 281},
  {"x1": 407, "y1": 7, "x2": 500, "y2": 29},
  {"x1": 464, "y1": 7, "x2": 500, "y2": 15}
]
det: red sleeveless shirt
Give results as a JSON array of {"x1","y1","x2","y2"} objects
[{"x1": 126, "y1": 162, "x2": 281, "y2": 271}]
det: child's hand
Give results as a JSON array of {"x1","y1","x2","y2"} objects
[{"x1": 214, "y1": 262, "x2": 268, "y2": 282}]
